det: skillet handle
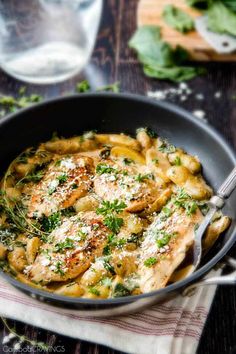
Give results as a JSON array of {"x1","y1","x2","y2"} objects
[{"x1": 183, "y1": 257, "x2": 236, "y2": 296}]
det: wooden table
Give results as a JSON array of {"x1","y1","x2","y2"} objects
[{"x1": 0, "y1": 1, "x2": 236, "y2": 353}]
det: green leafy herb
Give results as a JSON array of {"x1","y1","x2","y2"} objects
[
  {"x1": 100, "y1": 148, "x2": 111, "y2": 159},
  {"x1": 161, "y1": 206, "x2": 172, "y2": 218},
  {"x1": 163, "y1": 5, "x2": 194, "y2": 33},
  {"x1": 57, "y1": 173, "x2": 68, "y2": 184},
  {"x1": 17, "y1": 170, "x2": 44, "y2": 185},
  {"x1": 104, "y1": 215, "x2": 124, "y2": 234},
  {"x1": 156, "y1": 231, "x2": 174, "y2": 248},
  {"x1": 54, "y1": 260, "x2": 65, "y2": 275},
  {"x1": 137, "y1": 127, "x2": 158, "y2": 138},
  {"x1": 173, "y1": 156, "x2": 182, "y2": 165},
  {"x1": 135, "y1": 173, "x2": 154, "y2": 182},
  {"x1": 54, "y1": 238, "x2": 75, "y2": 252},
  {"x1": 144, "y1": 257, "x2": 158, "y2": 267},
  {"x1": 41, "y1": 212, "x2": 61, "y2": 234},
  {"x1": 96, "y1": 163, "x2": 116, "y2": 175},
  {"x1": 96, "y1": 82, "x2": 120, "y2": 93},
  {"x1": 96, "y1": 200, "x2": 127, "y2": 216},
  {"x1": 112, "y1": 283, "x2": 131, "y2": 298},
  {"x1": 158, "y1": 139, "x2": 176, "y2": 153},
  {"x1": 123, "y1": 158, "x2": 133, "y2": 165},
  {"x1": 152, "y1": 158, "x2": 159, "y2": 164},
  {"x1": 76, "y1": 80, "x2": 91, "y2": 93},
  {"x1": 61, "y1": 206, "x2": 76, "y2": 217},
  {"x1": 129, "y1": 25, "x2": 205, "y2": 82},
  {"x1": 208, "y1": 1, "x2": 236, "y2": 36},
  {"x1": 144, "y1": 64, "x2": 206, "y2": 83},
  {"x1": 103, "y1": 258, "x2": 116, "y2": 275},
  {"x1": 88, "y1": 287, "x2": 100, "y2": 296},
  {"x1": 173, "y1": 188, "x2": 198, "y2": 216}
]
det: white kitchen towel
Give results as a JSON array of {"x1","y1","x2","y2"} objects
[{"x1": 0, "y1": 269, "x2": 219, "y2": 354}]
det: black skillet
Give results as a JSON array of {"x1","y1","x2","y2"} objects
[{"x1": 0, "y1": 93, "x2": 235, "y2": 316}]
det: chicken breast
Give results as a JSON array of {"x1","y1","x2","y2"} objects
[
  {"x1": 27, "y1": 211, "x2": 108, "y2": 284},
  {"x1": 26, "y1": 155, "x2": 94, "y2": 218},
  {"x1": 94, "y1": 160, "x2": 165, "y2": 213},
  {"x1": 138, "y1": 201, "x2": 203, "y2": 293}
]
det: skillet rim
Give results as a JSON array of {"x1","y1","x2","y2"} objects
[{"x1": 0, "y1": 92, "x2": 235, "y2": 305}]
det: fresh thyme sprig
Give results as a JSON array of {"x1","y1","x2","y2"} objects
[{"x1": 1, "y1": 317, "x2": 50, "y2": 351}]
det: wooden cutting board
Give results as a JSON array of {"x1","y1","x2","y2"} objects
[{"x1": 137, "y1": 0, "x2": 236, "y2": 61}]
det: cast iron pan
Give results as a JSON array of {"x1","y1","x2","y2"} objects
[{"x1": 0, "y1": 93, "x2": 235, "y2": 315}]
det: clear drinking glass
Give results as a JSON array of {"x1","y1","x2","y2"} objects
[{"x1": 0, "y1": 0, "x2": 102, "y2": 84}]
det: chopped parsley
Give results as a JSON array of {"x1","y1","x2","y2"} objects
[
  {"x1": 88, "y1": 287, "x2": 100, "y2": 296},
  {"x1": 103, "y1": 258, "x2": 116, "y2": 275},
  {"x1": 54, "y1": 238, "x2": 75, "y2": 252},
  {"x1": 100, "y1": 148, "x2": 111, "y2": 159},
  {"x1": 144, "y1": 257, "x2": 158, "y2": 267},
  {"x1": 61, "y1": 206, "x2": 76, "y2": 217},
  {"x1": 123, "y1": 158, "x2": 133, "y2": 165},
  {"x1": 112, "y1": 283, "x2": 131, "y2": 298},
  {"x1": 156, "y1": 231, "x2": 174, "y2": 248},
  {"x1": 41, "y1": 212, "x2": 61, "y2": 234},
  {"x1": 76, "y1": 80, "x2": 91, "y2": 93},
  {"x1": 96, "y1": 164, "x2": 116, "y2": 175},
  {"x1": 173, "y1": 188, "x2": 198, "y2": 216},
  {"x1": 96, "y1": 200, "x2": 127, "y2": 216},
  {"x1": 160, "y1": 206, "x2": 173, "y2": 220},
  {"x1": 135, "y1": 173, "x2": 154, "y2": 182},
  {"x1": 152, "y1": 158, "x2": 159, "y2": 164},
  {"x1": 104, "y1": 215, "x2": 124, "y2": 234},
  {"x1": 158, "y1": 139, "x2": 176, "y2": 154},
  {"x1": 173, "y1": 156, "x2": 181, "y2": 166},
  {"x1": 54, "y1": 261, "x2": 65, "y2": 276},
  {"x1": 57, "y1": 173, "x2": 68, "y2": 184}
]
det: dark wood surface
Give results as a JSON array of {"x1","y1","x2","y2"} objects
[{"x1": 0, "y1": 1, "x2": 236, "y2": 353}]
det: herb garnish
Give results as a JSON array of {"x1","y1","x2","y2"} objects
[
  {"x1": 158, "y1": 140, "x2": 176, "y2": 154},
  {"x1": 173, "y1": 156, "x2": 181, "y2": 166},
  {"x1": 135, "y1": 173, "x2": 154, "y2": 182},
  {"x1": 112, "y1": 283, "x2": 131, "y2": 298},
  {"x1": 129, "y1": 25, "x2": 205, "y2": 82},
  {"x1": 41, "y1": 212, "x2": 61, "y2": 234},
  {"x1": 57, "y1": 173, "x2": 68, "y2": 184},
  {"x1": 144, "y1": 257, "x2": 158, "y2": 267},
  {"x1": 103, "y1": 258, "x2": 116, "y2": 275},
  {"x1": 54, "y1": 238, "x2": 75, "y2": 253},
  {"x1": 96, "y1": 164, "x2": 116, "y2": 175},
  {"x1": 88, "y1": 287, "x2": 100, "y2": 296},
  {"x1": 173, "y1": 188, "x2": 198, "y2": 216},
  {"x1": 97, "y1": 200, "x2": 127, "y2": 215},
  {"x1": 156, "y1": 231, "x2": 174, "y2": 248},
  {"x1": 123, "y1": 158, "x2": 133, "y2": 165},
  {"x1": 163, "y1": 5, "x2": 194, "y2": 33}
]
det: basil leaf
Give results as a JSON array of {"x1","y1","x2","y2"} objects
[
  {"x1": 144, "y1": 64, "x2": 206, "y2": 83},
  {"x1": 129, "y1": 25, "x2": 205, "y2": 82},
  {"x1": 208, "y1": 2, "x2": 236, "y2": 36},
  {"x1": 163, "y1": 5, "x2": 194, "y2": 33}
]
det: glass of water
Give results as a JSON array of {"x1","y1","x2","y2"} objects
[{"x1": 0, "y1": 0, "x2": 102, "y2": 84}]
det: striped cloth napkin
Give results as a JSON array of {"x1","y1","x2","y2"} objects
[{"x1": 0, "y1": 269, "x2": 220, "y2": 354}]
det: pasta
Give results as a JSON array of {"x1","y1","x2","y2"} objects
[{"x1": 0, "y1": 128, "x2": 230, "y2": 298}]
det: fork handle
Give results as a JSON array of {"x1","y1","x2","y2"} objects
[{"x1": 217, "y1": 166, "x2": 236, "y2": 199}]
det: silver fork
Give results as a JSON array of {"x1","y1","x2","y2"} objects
[{"x1": 192, "y1": 166, "x2": 236, "y2": 272}]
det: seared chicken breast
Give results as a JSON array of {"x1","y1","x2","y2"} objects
[
  {"x1": 27, "y1": 211, "x2": 108, "y2": 284},
  {"x1": 94, "y1": 160, "x2": 165, "y2": 213},
  {"x1": 138, "y1": 200, "x2": 203, "y2": 292},
  {"x1": 26, "y1": 155, "x2": 94, "y2": 218}
]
